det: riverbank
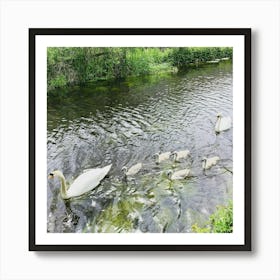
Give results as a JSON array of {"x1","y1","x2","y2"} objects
[{"x1": 47, "y1": 47, "x2": 232, "y2": 92}]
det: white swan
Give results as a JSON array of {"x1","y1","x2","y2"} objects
[
  {"x1": 122, "y1": 163, "x2": 142, "y2": 176},
  {"x1": 153, "y1": 152, "x2": 171, "y2": 164},
  {"x1": 167, "y1": 168, "x2": 191, "y2": 180},
  {"x1": 170, "y1": 150, "x2": 190, "y2": 161},
  {"x1": 215, "y1": 113, "x2": 231, "y2": 133},
  {"x1": 202, "y1": 156, "x2": 220, "y2": 170},
  {"x1": 48, "y1": 164, "x2": 112, "y2": 199}
]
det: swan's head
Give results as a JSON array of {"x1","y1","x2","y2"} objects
[
  {"x1": 166, "y1": 170, "x2": 173, "y2": 179},
  {"x1": 201, "y1": 157, "x2": 207, "y2": 163},
  {"x1": 48, "y1": 170, "x2": 64, "y2": 179},
  {"x1": 216, "y1": 113, "x2": 222, "y2": 119},
  {"x1": 201, "y1": 157, "x2": 207, "y2": 168},
  {"x1": 121, "y1": 166, "x2": 128, "y2": 174},
  {"x1": 170, "y1": 151, "x2": 177, "y2": 161}
]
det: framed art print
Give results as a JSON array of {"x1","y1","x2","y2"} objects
[{"x1": 29, "y1": 28, "x2": 251, "y2": 251}]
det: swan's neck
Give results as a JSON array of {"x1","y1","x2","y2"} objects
[
  {"x1": 170, "y1": 153, "x2": 175, "y2": 161},
  {"x1": 216, "y1": 117, "x2": 221, "y2": 131},
  {"x1": 155, "y1": 155, "x2": 159, "y2": 164},
  {"x1": 202, "y1": 160, "x2": 207, "y2": 169},
  {"x1": 57, "y1": 173, "x2": 68, "y2": 199}
]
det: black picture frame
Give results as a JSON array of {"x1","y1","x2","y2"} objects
[{"x1": 29, "y1": 28, "x2": 251, "y2": 251}]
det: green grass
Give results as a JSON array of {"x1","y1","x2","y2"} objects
[
  {"x1": 192, "y1": 200, "x2": 233, "y2": 233},
  {"x1": 47, "y1": 47, "x2": 233, "y2": 92}
]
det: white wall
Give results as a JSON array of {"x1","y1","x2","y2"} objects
[{"x1": 0, "y1": 0, "x2": 279, "y2": 279}]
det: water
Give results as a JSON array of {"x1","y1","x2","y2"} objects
[{"x1": 47, "y1": 62, "x2": 233, "y2": 233}]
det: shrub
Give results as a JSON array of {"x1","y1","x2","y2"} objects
[
  {"x1": 192, "y1": 200, "x2": 233, "y2": 233},
  {"x1": 47, "y1": 47, "x2": 233, "y2": 92},
  {"x1": 168, "y1": 47, "x2": 233, "y2": 69}
]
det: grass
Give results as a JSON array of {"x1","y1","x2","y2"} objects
[
  {"x1": 47, "y1": 47, "x2": 232, "y2": 92},
  {"x1": 191, "y1": 200, "x2": 233, "y2": 233}
]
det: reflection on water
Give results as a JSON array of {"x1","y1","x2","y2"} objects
[{"x1": 47, "y1": 62, "x2": 233, "y2": 233}]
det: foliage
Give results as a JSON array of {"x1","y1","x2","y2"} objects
[
  {"x1": 47, "y1": 47, "x2": 233, "y2": 92},
  {"x1": 191, "y1": 200, "x2": 233, "y2": 233},
  {"x1": 167, "y1": 47, "x2": 233, "y2": 68}
]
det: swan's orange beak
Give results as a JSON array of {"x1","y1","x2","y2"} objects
[{"x1": 48, "y1": 173, "x2": 54, "y2": 179}]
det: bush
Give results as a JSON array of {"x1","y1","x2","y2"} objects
[
  {"x1": 192, "y1": 200, "x2": 233, "y2": 233},
  {"x1": 47, "y1": 47, "x2": 233, "y2": 92},
  {"x1": 168, "y1": 47, "x2": 233, "y2": 69}
]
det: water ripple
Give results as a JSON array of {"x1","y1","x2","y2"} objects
[{"x1": 47, "y1": 62, "x2": 233, "y2": 233}]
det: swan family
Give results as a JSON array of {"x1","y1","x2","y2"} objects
[{"x1": 49, "y1": 112, "x2": 231, "y2": 200}]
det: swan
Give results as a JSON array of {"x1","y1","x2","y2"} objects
[
  {"x1": 122, "y1": 163, "x2": 142, "y2": 176},
  {"x1": 215, "y1": 113, "x2": 231, "y2": 133},
  {"x1": 167, "y1": 168, "x2": 191, "y2": 180},
  {"x1": 153, "y1": 152, "x2": 171, "y2": 164},
  {"x1": 202, "y1": 156, "x2": 220, "y2": 170},
  {"x1": 170, "y1": 150, "x2": 190, "y2": 161},
  {"x1": 48, "y1": 164, "x2": 112, "y2": 199}
]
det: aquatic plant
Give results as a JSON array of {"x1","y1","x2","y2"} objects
[{"x1": 88, "y1": 197, "x2": 144, "y2": 233}]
